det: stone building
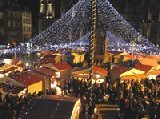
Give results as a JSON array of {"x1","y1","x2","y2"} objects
[
  {"x1": 38, "y1": 0, "x2": 55, "y2": 32},
  {"x1": 0, "y1": 0, "x2": 32, "y2": 45},
  {"x1": 22, "y1": 11, "x2": 32, "y2": 42},
  {"x1": 109, "y1": 0, "x2": 160, "y2": 45},
  {"x1": 0, "y1": 0, "x2": 22, "y2": 45},
  {"x1": 38, "y1": 0, "x2": 77, "y2": 33}
]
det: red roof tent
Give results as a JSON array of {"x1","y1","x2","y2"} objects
[
  {"x1": 135, "y1": 62, "x2": 152, "y2": 72},
  {"x1": 53, "y1": 62, "x2": 72, "y2": 71},
  {"x1": 40, "y1": 50, "x2": 57, "y2": 56},
  {"x1": 3, "y1": 59, "x2": 24, "y2": 66},
  {"x1": 0, "y1": 66, "x2": 17, "y2": 74},
  {"x1": 29, "y1": 70, "x2": 50, "y2": 80},
  {"x1": 40, "y1": 55, "x2": 56, "y2": 64},
  {"x1": 111, "y1": 66, "x2": 129, "y2": 76},
  {"x1": 93, "y1": 66, "x2": 108, "y2": 76},
  {"x1": 125, "y1": 55, "x2": 135, "y2": 59},
  {"x1": 3, "y1": 59, "x2": 19, "y2": 65},
  {"x1": 108, "y1": 51, "x2": 123, "y2": 55},
  {"x1": 35, "y1": 67, "x2": 56, "y2": 77},
  {"x1": 15, "y1": 72, "x2": 45, "y2": 86},
  {"x1": 141, "y1": 55, "x2": 160, "y2": 60},
  {"x1": 125, "y1": 55, "x2": 141, "y2": 60},
  {"x1": 73, "y1": 66, "x2": 108, "y2": 76}
]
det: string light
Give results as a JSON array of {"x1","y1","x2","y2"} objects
[
  {"x1": 24, "y1": 0, "x2": 159, "y2": 54},
  {"x1": 0, "y1": 0, "x2": 145, "y2": 55},
  {"x1": 29, "y1": 0, "x2": 138, "y2": 46}
]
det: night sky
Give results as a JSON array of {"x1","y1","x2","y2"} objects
[{"x1": 19, "y1": 0, "x2": 39, "y2": 15}]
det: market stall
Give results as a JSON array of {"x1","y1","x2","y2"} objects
[
  {"x1": 72, "y1": 66, "x2": 108, "y2": 83},
  {"x1": 120, "y1": 68, "x2": 147, "y2": 82}
]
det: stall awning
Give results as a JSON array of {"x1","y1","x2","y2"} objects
[
  {"x1": 0, "y1": 77, "x2": 25, "y2": 87},
  {"x1": 121, "y1": 74, "x2": 147, "y2": 80},
  {"x1": 93, "y1": 66, "x2": 108, "y2": 76},
  {"x1": 40, "y1": 55, "x2": 56, "y2": 64},
  {"x1": 148, "y1": 71, "x2": 160, "y2": 76},
  {"x1": 120, "y1": 68, "x2": 144, "y2": 77},
  {"x1": 135, "y1": 62, "x2": 152, "y2": 72},
  {"x1": 0, "y1": 77, "x2": 26, "y2": 94},
  {"x1": 120, "y1": 68, "x2": 146, "y2": 80},
  {"x1": 15, "y1": 72, "x2": 45, "y2": 86},
  {"x1": 72, "y1": 66, "x2": 107, "y2": 79},
  {"x1": 53, "y1": 62, "x2": 72, "y2": 71},
  {"x1": 40, "y1": 50, "x2": 56, "y2": 56},
  {"x1": 35, "y1": 67, "x2": 56, "y2": 77}
]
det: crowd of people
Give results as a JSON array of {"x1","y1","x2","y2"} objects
[
  {"x1": 0, "y1": 76, "x2": 160, "y2": 119},
  {"x1": 0, "y1": 92, "x2": 33, "y2": 119},
  {"x1": 110, "y1": 78, "x2": 160, "y2": 119},
  {"x1": 66, "y1": 78, "x2": 106, "y2": 118},
  {"x1": 65, "y1": 77, "x2": 160, "y2": 119}
]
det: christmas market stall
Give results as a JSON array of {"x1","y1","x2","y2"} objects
[
  {"x1": 72, "y1": 66, "x2": 108, "y2": 83},
  {"x1": 120, "y1": 68, "x2": 147, "y2": 82}
]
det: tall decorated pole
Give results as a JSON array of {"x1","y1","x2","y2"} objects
[
  {"x1": 86, "y1": 0, "x2": 97, "y2": 118},
  {"x1": 131, "y1": 40, "x2": 134, "y2": 67},
  {"x1": 89, "y1": 0, "x2": 97, "y2": 82}
]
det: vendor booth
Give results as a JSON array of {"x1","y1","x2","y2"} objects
[
  {"x1": 120, "y1": 68, "x2": 147, "y2": 82},
  {"x1": 72, "y1": 66, "x2": 107, "y2": 83},
  {"x1": 15, "y1": 72, "x2": 43, "y2": 94},
  {"x1": 42, "y1": 62, "x2": 72, "y2": 87},
  {"x1": 147, "y1": 70, "x2": 160, "y2": 80},
  {"x1": 0, "y1": 77, "x2": 26, "y2": 94}
]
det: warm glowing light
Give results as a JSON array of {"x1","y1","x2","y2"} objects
[
  {"x1": 0, "y1": 74, "x2": 4, "y2": 78},
  {"x1": 26, "y1": 63, "x2": 29, "y2": 67},
  {"x1": 37, "y1": 52, "x2": 41, "y2": 56},
  {"x1": 95, "y1": 74, "x2": 100, "y2": 78}
]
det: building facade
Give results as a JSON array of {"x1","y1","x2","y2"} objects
[
  {"x1": 5, "y1": 10, "x2": 22, "y2": 45},
  {"x1": 38, "y1": 0, "x2": 77, "y2": 33},
  {"x1": 0, "y1": 0, "x2": 21, "y2": 45},
  {"x1": 109, "y1": 0, "x2": 160, "y2": 46},
  {"x1": 22, "y1": 11, "x2": 32, "y2": 42},
  {"x1": 0, "y1": 1, "x2": 4, "y2": 44},
  {"x1": 38, "y1": 0, "x2": 55, "y2": 32},
  {"x1": 0, "y1": 0, "x2": 32, "y2": 45}
]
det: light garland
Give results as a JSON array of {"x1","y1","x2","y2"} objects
[
  {"x1": 4, "y1": 0, "x2": 157, "y2": 55},
  {"x1": 89, "y1": 0, "x2": 97, "y2": 81},
  {"x1": 29, "y1": 0, "x2": 138, "y2": 46}
]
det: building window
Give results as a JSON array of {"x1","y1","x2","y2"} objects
[
  {"x1": 27, "y1": 20, "x2": 28, "y2": 24},
  {"x1": 0, "y1": 1, "x2": 2, "y2": 8},
  {"x1": 0, "y1": 28, "x2": 4, "y2": 35},
  {"x1": 0, "y1": 12, "x2": 3, "y2": 19},
  {"x1": 23, "y1": 27, "x2": 25, "y2": 32},
  {"x1": 18, "y1": 13, "x2": 21, "y2": 19},
  {"x1": 8, "y1": 12, "x2": 11, "y2": 18},
  {"x1": 40, "y1": 4, "x2": 45, "y2": 14},
  {"x1": 8, "y1": 1, "x2": 10, "y2": 6},
  {"x1": 12, "y1": 12, "x2": 16, "y2": 19},
  {"x1": 8, "y1": 20, "x2": 11, "y2": 28},
  {"x1": 13, "y1": 21, "x2": 16, "y2": 28},
  {"x1": 17, "y1": 22, "x2": 20, "y2": 28},
  {"x1": 29, "y1": 27, "x2": 31, "y2": 32}
]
